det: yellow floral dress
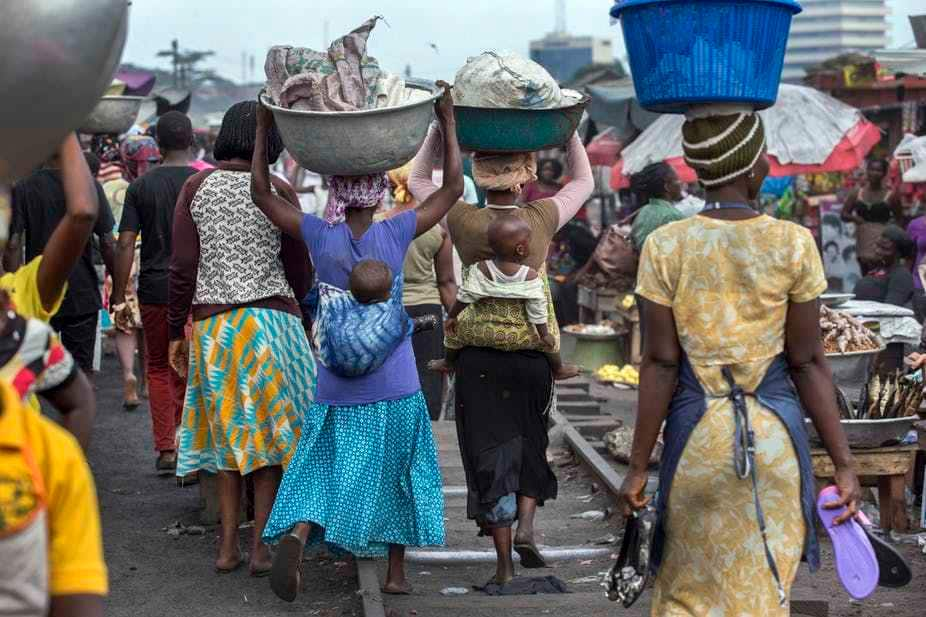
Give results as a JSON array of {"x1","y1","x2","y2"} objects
[{"x1": 635, "y1": 214, "x2": 827, "y2": 617}]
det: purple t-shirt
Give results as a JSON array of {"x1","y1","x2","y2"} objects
[
  {"x1": 907, "y1": 216, "x2": 926, "y2": 290},
  {"x1": 301, "y1": 210, "x2": 420, "y2": 406}
]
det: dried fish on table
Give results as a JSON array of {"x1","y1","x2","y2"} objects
[{"x1": 856, "y1": 370, "x2": 926, "y2": 419}]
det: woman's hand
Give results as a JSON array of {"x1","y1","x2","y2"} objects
[
  {"x1": 617, "y1": 468, "x2": 651, "y2": 517},
  {"x1": 434, "y1": 80, "x2": 454, "y2": 127},
  {"x1": 823, "y1": 466, "x2": 862, "y2": 525},
  {"x1": 256, "y1": 93, "x2": 275, "y2": 130},
  {"x1": 168, "y1": 339, "x2": 189, "y2": 377},
  {"x1": 444, "y1": 316, "x2": 458, "y2": 336}
]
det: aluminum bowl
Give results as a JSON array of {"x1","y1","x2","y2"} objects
[
  {"x1": 79, "y1": 96, "x2": 145, "y2": 135},
  {"x1": 805, "y1": 416, "x2": 916, "y2": 449},
  {"x1": 0, "y1": 0, "x2": 129, "y2": 181},
  {"x1": 260, "y1": 85, "x2": 440, "y2": 176},
  {"x1": 825, "y1": 341, "x2": 886, "y2": 391},
  {"x1": 821, "y1": 293, "x2": 854, "y2": 308}
]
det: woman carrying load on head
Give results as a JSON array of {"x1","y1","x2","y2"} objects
[
  {"x1": 617, "y1": 110, "x2": 862, "y2": 616},
  {"x1": 253, "y1": 84, "x2": 462, "y2": 601},
  {"x1": 168, "y1": 101, "x2": 316, "y2": 576},
  {"x1": 380, "y1": 162, "x2": 457, "y2": 420},
  {"x1": 409, "y1": 125, "x2": 593, "y2": 585}
]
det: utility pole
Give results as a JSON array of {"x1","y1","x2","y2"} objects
[
  {"x1": 157, "y1": 38, "x2": 215, "y2": 88},
  {"x1": 157, "y1": 39, "x2": 181, "y2": 86}
]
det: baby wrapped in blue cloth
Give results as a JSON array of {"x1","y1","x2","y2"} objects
[{"x1": 307, "y1": 259, "x2": 435, "y2": 378}]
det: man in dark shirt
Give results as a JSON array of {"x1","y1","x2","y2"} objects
[
  {"x1": 11, "y1": 153, "x2": 116, "y2": 373},
  {"x1": 111, "y1": 111, "x2": 197, "y2": 475}
]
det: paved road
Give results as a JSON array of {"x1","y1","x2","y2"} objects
[{"x1": 86, "y1": 353, "x2": 360, "y2": 617}]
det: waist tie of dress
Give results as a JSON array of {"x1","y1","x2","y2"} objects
[{"x1": 720, "y1": 366, "x2": 786, "y2": 607}]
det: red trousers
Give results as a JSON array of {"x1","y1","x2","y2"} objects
[{"x1": 140, "y1": 304, "x2": 186, "y2": 453}]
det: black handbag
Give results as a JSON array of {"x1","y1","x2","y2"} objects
[{"x1": 604, "y1": 501, "x2": 657, "y2": 608}]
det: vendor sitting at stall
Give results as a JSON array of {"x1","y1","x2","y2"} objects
[
  {"x1": 630, "y1": 162, "x2": 685, "y2": 251},
  {"x1": 853, "y1": 225, "x2": 915, "y2": 308}
]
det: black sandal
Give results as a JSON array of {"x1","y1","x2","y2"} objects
[
  {"x1": 862, "y1": 526, "x2": 912, "y2": 588},
  {"x1": 514, "y1": 541, "x2": 547, "y2": 569},
  {"x1": 270, "y1": 534, "x2": 304, "y2": 602}
]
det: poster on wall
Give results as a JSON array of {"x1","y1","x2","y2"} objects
[{"x1": 819, "y1": 198, "x2": 862, "y2": 294}]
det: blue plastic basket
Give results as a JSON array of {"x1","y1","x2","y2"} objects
[{"x1": 611, "y1": 0, "x2": 802, "y2": 113}]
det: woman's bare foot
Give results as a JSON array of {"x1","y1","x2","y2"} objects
[
  {"x1": 215, "y1": 546, "x2": 243, "y2": 573},
  {"x1": 249, "y1": 541, "x2": 273, "y2": 577},
  {"x1": 381, "y1": 580, "x2": 413, "y2": 595},
  {"x1": 552, "y1": 363, "x2": 581, "y2": 381},
  {"x1": 427, "y1": 359, "x2": 453, "y2": 374}
]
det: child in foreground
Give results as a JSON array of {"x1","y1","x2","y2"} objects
[
  {"x1": 310, "y1": 259, "x2": 436, "y2": 378},
  {"x1": 430, "y1": 215, "x2": 579, "y2": 380}
]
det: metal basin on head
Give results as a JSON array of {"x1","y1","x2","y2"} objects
[
  {"x1": 0, "y1": 0, "x2": 129, "y2": 181},
  {"x1": 261, "y1": 84, "x2": 441, "y2": 177},
  {"x1": 80, "y1": 96, "x2": 145, "y2": 135}
]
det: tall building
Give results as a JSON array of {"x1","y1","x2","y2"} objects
[
  {"x1": 783, "y1": 0, "x2": 889, "y2": 81},
  {"x1": 529, "y1": 34, "x2": 614, "y2": 84}
]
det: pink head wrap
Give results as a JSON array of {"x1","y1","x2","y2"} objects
[{"x1": 323, "y1": 174, "x2": 389, "y2": 224}]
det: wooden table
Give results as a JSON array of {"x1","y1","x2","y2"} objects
[{"x1": 810, "y1": 445, "x2": 917, "y2": 532}]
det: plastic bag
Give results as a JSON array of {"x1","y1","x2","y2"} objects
[{"x1": 453, "y1": 51, "x2": 578, "y2": 109}]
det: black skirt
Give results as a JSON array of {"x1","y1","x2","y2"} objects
[
  {"x1": 454, "y1": 347, "x2": 558, "y2": 529},
  {"x1": 406, "y1": 303, "x2": 445, "y2": 421}
]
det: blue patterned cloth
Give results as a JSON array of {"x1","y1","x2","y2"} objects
[
  {"x1": 262, "y1": 391, "x2": 445, "y2": 557},
  {"x1": 307, "y1": 274, "x2": 414, "y2": 378}
]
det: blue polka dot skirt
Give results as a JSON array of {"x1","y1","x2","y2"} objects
[{"x1": 262, "y1": 391, "x2": 446, "y2": 557}]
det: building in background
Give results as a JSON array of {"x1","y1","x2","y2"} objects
[
  {"x1": 530, "y1": 34, "x2": 615, "y2": 84},
  {"x1": 783, "y1": 0, "x2": 889, "y2": 81}
]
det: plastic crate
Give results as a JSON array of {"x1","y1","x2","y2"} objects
[{"x1": 610, "y1": 0, "x2": 802, "y2": 113}]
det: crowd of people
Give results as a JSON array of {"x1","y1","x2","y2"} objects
[{"x1": 6, "y1": 73, "x2": 897, "y2": 617}]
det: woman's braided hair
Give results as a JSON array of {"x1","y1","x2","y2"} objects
[
  {"x1": 214, "y1": 101, "x2": 285, "y2": 165},
  {"x1": 629, "y1": 162, "x2": 673, "y2": 208}
]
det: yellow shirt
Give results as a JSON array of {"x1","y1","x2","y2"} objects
[
  {"x1": 0, "y1": 256, "x2": 65, "y2": 322},
  {"x1": 0, "y1": 381, "x2": 108, "y2": 598},
  {"x1": 635, "y1": 214, "x2": 826, "y2": 392}
]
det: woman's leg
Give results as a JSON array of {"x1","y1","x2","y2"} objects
[
  {"x1": 383, "y1": 544, "x2": 412, "y2": 594},
  {"x1": 114, "y1": 330, "x2": 138, "y2": 406},
  {"x1": 514, "y1": 495, "x2": 538, "y2": 545},
  {"x1": 250, "y1": 465, "x2": 282, "y2": 574},
  {"x1": 489, "y1": 528, "x2": 515, "y2": 585},
  {"x1": 216, "y1": 470, "x2": 243, "y2": 570}
]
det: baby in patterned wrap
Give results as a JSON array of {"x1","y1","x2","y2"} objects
[
  {"x1": 309, "y1": 259, "x2": 436, "y2": 378},
  {"x1": 429, "y1": 215, "x2": 579, "y2": 380}
]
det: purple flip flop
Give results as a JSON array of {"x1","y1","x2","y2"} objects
[{"x1": 816, "y1": 486, "x2": 879, "y2": 600}]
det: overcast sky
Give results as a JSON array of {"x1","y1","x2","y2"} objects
[{"x1": 123, "y1": 0, "x2": 924, "y2": 84}]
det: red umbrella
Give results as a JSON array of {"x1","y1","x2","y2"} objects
[
  {"x1": 586, "y1": 128, "x2": 623, "y2": 167},
  {"x1": 611, "y1": 84, "x2": 882, "y2": 189},
  {"x1": 610, "y1": 157, "x2": 698, "y2": 190}
]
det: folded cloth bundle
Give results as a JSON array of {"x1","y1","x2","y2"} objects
[{"x1": 264, "y1": 16, "x2": 408, "y2": 112}]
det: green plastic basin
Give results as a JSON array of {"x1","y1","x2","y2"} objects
[{"x1": 453, "y1": 96, "x2": 590, "y2": 153}]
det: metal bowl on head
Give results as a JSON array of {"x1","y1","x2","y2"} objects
[
  {"x1": 80, "y1": 96, "x2": 145, "y2": 135},
  {"x1": 453, "y1": 94, "x2": 589, "y2": 153},
  {"x1": 0, "y1": 0, "x2": 129, "y2": 181},
  {"x1": 260, "y1": 84, "x2": 440, "y2": 176}
]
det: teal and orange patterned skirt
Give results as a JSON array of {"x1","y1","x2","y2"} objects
[{"x1": 176, "y1": 307, "x2": 316, "y2": 477}]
